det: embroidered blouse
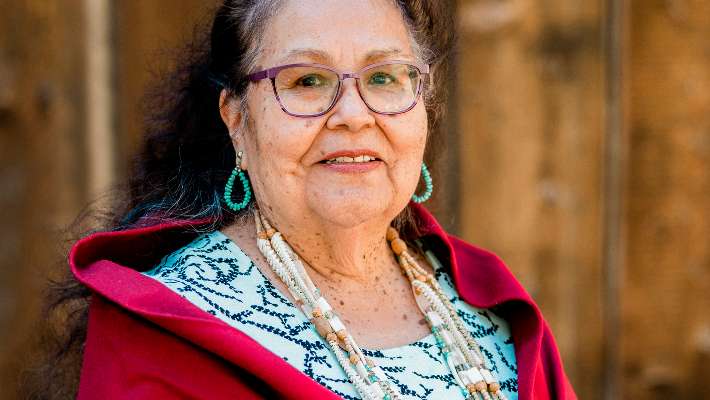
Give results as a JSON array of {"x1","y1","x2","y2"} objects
[{"x1": 142, "y1": 230, "x2": 518, "y2": 400}]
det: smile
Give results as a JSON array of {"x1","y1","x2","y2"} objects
[{"x1": 322, "y1": 155, "x2": 380, "y2": 164}]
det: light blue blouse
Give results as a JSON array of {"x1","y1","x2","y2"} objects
[{"x1": 143, "y1": 230, "x2": 518, "y2": 400}]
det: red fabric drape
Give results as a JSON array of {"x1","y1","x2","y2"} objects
[{"x1": 70, "y1": 204, "x2": 577, "y2": 399}]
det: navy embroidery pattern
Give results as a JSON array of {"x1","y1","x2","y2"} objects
[{"x1": 143, "y1": 231, "x2": 518, "y2": 399}]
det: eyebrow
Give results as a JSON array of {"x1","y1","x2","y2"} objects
[{"x1": 279, "y1": 47, "x2": 408, "y2": 66}]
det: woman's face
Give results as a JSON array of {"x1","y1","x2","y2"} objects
[{"x1": 231, "y1": 0, "x2": 428, "y2": 229}]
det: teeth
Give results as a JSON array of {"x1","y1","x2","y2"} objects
[{"x1": 325, "y1": 155, "x2": 377, "y2": 164}]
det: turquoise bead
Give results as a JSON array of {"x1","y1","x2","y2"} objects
[
  {"x1": 223, "y1": 166, "x2": 252, "y2": 212},
  {"x1": 411, "y1": 162, "x2": 433, "y2": 203}
]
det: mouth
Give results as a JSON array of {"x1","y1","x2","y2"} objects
[
  {"x1": 318, "y1": 155, "x2": 382, "y2": 164},
  {"x1": 317, "y1": 150, "x2": 384, "y2": 165},
  {"x1": 316, "y1": 150, "x2": 384, "y2": 173}
]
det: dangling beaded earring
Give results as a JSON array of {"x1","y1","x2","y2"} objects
[
  {"x1": 223, "y1": 150, "x2": 252, "y2": 212},
  {"x1": 411, "y1": 162, "x2": 433, "y2": 203}
]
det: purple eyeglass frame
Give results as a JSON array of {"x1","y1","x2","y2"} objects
[{"x1": 245, "y1": 60, "x2": 430, "y2": 117}]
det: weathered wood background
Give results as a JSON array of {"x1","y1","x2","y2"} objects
[{"x1": 1, "y1": 1, "x2": 708, "y2": 399}]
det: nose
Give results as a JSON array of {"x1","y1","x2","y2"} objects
[{"x1": 325, "y1": 79, "x2": 375, "y2": 132}]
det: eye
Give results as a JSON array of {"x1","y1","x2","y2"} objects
[
  {"x1": 369, "y1": 72, "x2": 395, "y2": 86},
  {"x1": 297, "y1": 74, "x2": 328, "y2": 88}
]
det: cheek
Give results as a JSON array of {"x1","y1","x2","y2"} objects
[
  {"x1": 379, "y1": 106, "x2": 428, "y2": 162},
  {"x1": 373, "y1": 107, "x2": 428, "y2": 202},
  {"x1": 256, "y1": 123, "x2": 319, "y2": 174},
  {"x1": 249, "y1": 90, "x2": 322, "y2": 178}
]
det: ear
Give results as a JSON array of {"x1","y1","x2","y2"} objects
[
  {"x1": 219, "y1": 89, "x2": 242, "y2": 133},
  {"x1": 219, "y1": 89, "x2": 248, "y2": 170}
]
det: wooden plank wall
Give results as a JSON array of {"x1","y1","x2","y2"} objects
[
  {"x1": 455, "y1": 1, "x2": 605, "y2": 398},
  {"x1": 1, "y1": 1, "x2": 708, "y2": 399},
  {"x1": 0, "y1": 0, "x2": 88, "y2": 395},
  {"x1": 623, "y1": 1, "x2": 710, "y2": 398},
  {"x1": 113, "y1": 0, "x2": 216, "y2": 164}
]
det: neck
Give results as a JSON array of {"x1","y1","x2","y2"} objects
[{"x1": 258, "y1": 209, "x2": 400, "y2": 285}]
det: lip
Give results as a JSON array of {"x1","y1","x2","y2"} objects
[
  {"x1": 318, "y1": 160, "x2": 384, "y2": 173},
  {"x1": 316, "y1": 148, "x2": 384, "y2": 174},
  {"x1": 318, "y1": 149, "x2": 384, "y2": 163}
]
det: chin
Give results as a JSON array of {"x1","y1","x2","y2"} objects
[{"x1": 306, "y1": 189, "x2": 397, "y2": 229}]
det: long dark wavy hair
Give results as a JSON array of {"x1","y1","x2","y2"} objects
[{"x1": 19, "y1": 1, "x2": 455, "y2": 398}]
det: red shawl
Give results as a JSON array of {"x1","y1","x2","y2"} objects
[{"x1": 70, "y1": 204, "x2": 576, "y2": 399}]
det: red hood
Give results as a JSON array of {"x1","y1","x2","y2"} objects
[{"x1": 70, "y1": 203, "x2": 575, "y2": 399}]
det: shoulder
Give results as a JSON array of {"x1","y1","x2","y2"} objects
[
  {"x1": 80, "y1": 293, "x2": 271, "y2": 399},
  {"x1": 423, "y1": 230, "x2": 535, "y2": 309},
  {"x1": 410, "y1": 203, "x2": 518, "y2": 290},
  {"x1": 143, "y1": 230, "x2": 251, "y2": 279},
  {"x1": 446, "y1": 233, "x2": 511, "y2": 273}
]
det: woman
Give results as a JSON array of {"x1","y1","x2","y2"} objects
[{"x1": 38, "y1": 0, "x2": 576, "y2": 399}]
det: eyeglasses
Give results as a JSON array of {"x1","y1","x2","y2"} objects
[{"x1": 246, "y1": 61, "x2": 430, "y2": 117}]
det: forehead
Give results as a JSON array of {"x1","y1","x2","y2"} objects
[{"x1": 258, "y1": 0, "x2": 415, "y2": 67}]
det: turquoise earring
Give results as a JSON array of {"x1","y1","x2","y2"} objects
[
  {"x1": 223, "y1": 151, "x2": 252, "y2": 212},
  {"x1": 411, "y1": 162, "x2": 433, "y2": 203}
]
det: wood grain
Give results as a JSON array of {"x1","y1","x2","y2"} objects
[
  {"x1": 623, "y1": 1, "x2": 710, "y2": 398},
  {"x1": 455, "y1": 1, "x2": 605, "y2": 398},
  {"x1": 0, "y1": 1, "x2": 87, "y2": 396}
]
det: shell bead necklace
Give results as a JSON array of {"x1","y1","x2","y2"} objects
[{"x1": 253, "y1": 209, "x2": 506, "y2": 400}]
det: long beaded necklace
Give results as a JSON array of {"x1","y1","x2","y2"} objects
[{"x1": 253, "y1": 208, "x2": 506, "y2": 400}]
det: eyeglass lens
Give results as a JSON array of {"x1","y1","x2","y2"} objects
[{"x1": 274, "y1": 63, "x2": 422, "y2": 116}]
